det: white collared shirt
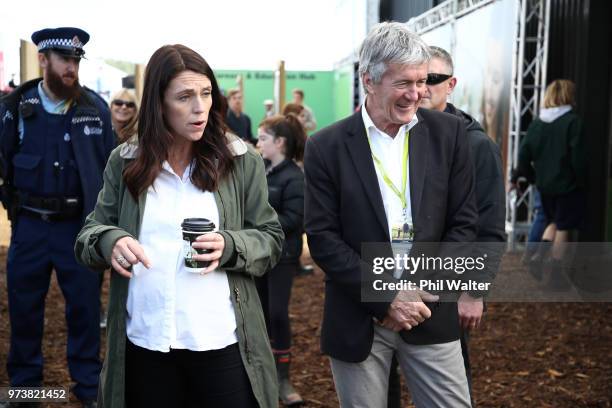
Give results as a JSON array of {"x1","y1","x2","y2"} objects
[
  {"x1": 126, "y1": 161, "x2": 238, "y2": 352},
  {"x1": 361, "y1": 101, "x2": 419, "y2": 240}
]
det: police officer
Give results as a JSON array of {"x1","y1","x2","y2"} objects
[{"x1": 0, "y1": 27, "x2": 114, "y2": 407}]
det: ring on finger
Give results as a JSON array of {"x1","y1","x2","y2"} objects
[{"x1": 116, "y1": 255, "x2": 130, "y2": 268}]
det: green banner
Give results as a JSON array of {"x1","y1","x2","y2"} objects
[{"x1": 217, "y1": 69, "x2": 349, "y2": 137}]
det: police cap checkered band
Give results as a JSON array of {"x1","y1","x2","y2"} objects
[{"x1": 31, "y1": 27, "x2": 89, "y2": 58}]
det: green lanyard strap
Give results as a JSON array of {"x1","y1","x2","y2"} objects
[{"x1": 366, "y1": 128, "x2": 410, "y2": 211}]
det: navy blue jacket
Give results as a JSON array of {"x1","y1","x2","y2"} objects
[{"x1": 0, "y1": 78, "x2": 114, "y2": 221}]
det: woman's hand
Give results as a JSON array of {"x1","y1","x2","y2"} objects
[
  {"x1": 111, "y1": 236, "x2": 152, "y2": 278},
  {"x1": 191, "y1": 233, "x2": 226, "y2": 274}
]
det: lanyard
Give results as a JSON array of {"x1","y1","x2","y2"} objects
[{"x1": 366, "y1": 128, "x2": 410, "y2": 211}]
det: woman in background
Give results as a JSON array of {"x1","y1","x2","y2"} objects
[
  {"x1": 514, "y1": 79, "x2": 585, "y2": 288},
  {"x1": 281, "y1": 103, "x2": 315, "y2": 276},
  {"x1": 282, "y1": 103, "x2": 308, "y2": 129},
  {"x1": 109, "y1": 88, "x2": 139, "y2": 144},
  {"x1": 256, "y1": 113, "x2": 306, "y2": 406}
]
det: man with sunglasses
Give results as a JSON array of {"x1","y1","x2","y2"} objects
[
  {"x1": 420, "y1": 45, "x2": 506, "y2": 400},
  {"x1": 0, "y1": 27, "x2": 114, "y2": 408}
]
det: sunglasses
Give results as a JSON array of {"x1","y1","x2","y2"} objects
[
  {"x1": 112, "y1": 99, "x2": 136, "y2": 108},
  {"x1": 426, "y1": 73, "x2": 453, "y2": 85}
]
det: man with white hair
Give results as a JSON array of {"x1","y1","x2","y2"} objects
[{"x1": 304, "y1": 22, "x2": 477, "y2": 407}]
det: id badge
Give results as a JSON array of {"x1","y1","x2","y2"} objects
[
  {"x1": 391, "y1": 221, "x2": 414, "y2": 279},
  {"x1": 391, "y1": 222, "x2": 414, "y2": 243}
]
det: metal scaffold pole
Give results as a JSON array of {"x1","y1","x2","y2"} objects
[{"x1": 506, "y1": 0, "x2": 550, "y2": 250}]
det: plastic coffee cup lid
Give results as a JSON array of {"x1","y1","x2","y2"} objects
[{"x1": 181, "y1": 218, "x2": 215, "y2": 232}]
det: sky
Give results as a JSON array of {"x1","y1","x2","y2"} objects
[{"x1": 0, "y1": 0, "x2": 368, "y2": 80}]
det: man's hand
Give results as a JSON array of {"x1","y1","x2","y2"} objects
[
  {"x1": 383, "y1": 289, "x2": 439, "y2": 331},
  {"x1": 458, "y1": 292, "x2": 484, "y2": 330}
]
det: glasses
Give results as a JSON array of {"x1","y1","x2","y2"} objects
[
  {"x1": 426, "y1": 73, "x2": 453, "y2": 85},
  {"x1": 112, "y1": 99, "x2": 136, "y2": 108}
]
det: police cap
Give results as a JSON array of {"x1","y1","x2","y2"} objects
[{"x1": 31, "y1": 27, "x2": 90, "y2": 59}]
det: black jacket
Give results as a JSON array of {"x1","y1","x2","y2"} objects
[
  {"x1": 226, "y1": 109, "x2": 255, "y2": 144},
  {"x1": 266, "y1": 159, "x2": 304, "y2": 263},
  {"x1": 445, "y1": 103, "x2": 506, "y2": 294},
  {"x1": 445, "y1": 104, "x2": 505, "y2": 242},
  {"x1": 515, "y1": 111, "x2": 586, "y2": 195},
  {"x1": 304, "y1": 109, "x2": 477, "y2": 362}
]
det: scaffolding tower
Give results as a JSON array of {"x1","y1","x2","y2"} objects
[
  {"x1": 506, "y1": 0, "x2": 550, "y2": 250},
  {"x1": 407, "y1": 0, "x2": 551, "y2": 250}
]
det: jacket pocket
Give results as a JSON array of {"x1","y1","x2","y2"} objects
[{"x1": 12, "y1": 153, "x2": 42, "y2": 192}]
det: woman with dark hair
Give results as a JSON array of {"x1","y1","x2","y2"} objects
[
  {"x1": 256, "y1": 114, "x2": 306, "y2": 406},
  {"x1": 75, "y1": 44, "x2": 283, "y2": 407}
]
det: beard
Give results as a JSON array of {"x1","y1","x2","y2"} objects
[{"x1": 45, "y1": 64, "x2": 81, "y2": 100}]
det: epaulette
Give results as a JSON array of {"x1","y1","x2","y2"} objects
[{"x1": 0, "y1": 78, "x2": 42, "y2": 112}]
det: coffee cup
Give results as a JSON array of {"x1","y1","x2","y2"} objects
[{"x1": 181, "y1": 218, "x2": 215, "y2": 270}]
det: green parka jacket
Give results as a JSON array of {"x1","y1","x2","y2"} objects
[{"x1": 75, "y1": 134, "x2": 283, "y2": 408}]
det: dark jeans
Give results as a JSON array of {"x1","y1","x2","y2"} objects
[
  {"x1": 125, "y1": 340, "x2": 257, "y2": 408},
  {"x1": 256, "y1": 261, "x2": 297, "y2": 351}
]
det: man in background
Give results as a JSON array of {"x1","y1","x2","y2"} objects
[
  {"x1": 226, "y1": 88, "x2": 255, "y2": 144},
  {"x1": 292, "y1": 88, "x2": 316, "y2": 132},
  {"x1": 420, "y1": 44, "x2": 506, "y2": 399},
  {"x1": 0, "y1": 27, "x2": 115, "y2": 408},
  {"x1": 263, "y1": 98, "x2": 274, "y2": 119}
]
